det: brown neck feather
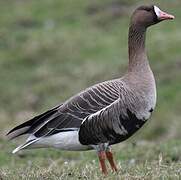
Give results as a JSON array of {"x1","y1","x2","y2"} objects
[{"x1": 128, "y1": 24, "x2": 149, "y2": 72}]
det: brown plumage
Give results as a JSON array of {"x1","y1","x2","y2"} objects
[{"x1": 7, "y1": 5, "x2": 174, "y2": 175}]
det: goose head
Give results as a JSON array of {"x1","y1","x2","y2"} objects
[{"x1": 130, "y1": 5, "x2": 175, "y2": 28}]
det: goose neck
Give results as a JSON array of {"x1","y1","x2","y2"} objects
[{"x1": 128, "y1": 24, "x2": 149, "y2": 72}]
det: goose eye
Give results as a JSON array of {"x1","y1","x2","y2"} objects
[{"x1": 145, "y1": 8, "x2": 151, "y2": 12}]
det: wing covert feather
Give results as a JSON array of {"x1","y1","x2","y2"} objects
[{"x1": 33, "y1": 79, "x2": 123, "y2": 137}]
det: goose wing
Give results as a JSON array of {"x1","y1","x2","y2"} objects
[
  {"x1": 8, "y1": 79, "x2": 121, "y2": 139},
  {"x1": 33, "y1": 80, "x2": 121, "y2": 137}
]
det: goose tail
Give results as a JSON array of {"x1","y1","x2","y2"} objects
[
  {"x1": 12, "y1": 138, "x2": 39, "y2": 154},
  {"x1": 7, "y1": 104, "x2": 62, "y2": 140}
]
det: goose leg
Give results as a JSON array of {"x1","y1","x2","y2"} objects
[
  {"x1": 105, "y1": 149, "x2": 118, "y2": 172},
  {"x1": 98, "y1": 151, "x2": 108, "y2": 175}
]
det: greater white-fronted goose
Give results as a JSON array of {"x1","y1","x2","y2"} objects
[{"x1": 7, "y1": 5, "x2": 174, "y2": 174}]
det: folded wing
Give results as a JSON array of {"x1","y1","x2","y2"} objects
[{"x1": 7, "y1": 79, "x2": 121, "y2": 140}]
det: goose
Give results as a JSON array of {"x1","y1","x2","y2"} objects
[{"x1": 7, "y1": 5, "x2": 174, "y2": 174}]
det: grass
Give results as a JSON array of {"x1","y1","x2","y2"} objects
[
  {"x1": 0, "y1": 139, "x2": 180, "y2": 179},
  {"x1": 0, "y1": 0, "x2": 181, "y2": 179},
  {"x1": 1, "y1": 138, "x2": 180, "y2": 179}
]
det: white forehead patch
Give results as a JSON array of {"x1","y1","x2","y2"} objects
[{"x1": 154, "y1": 6, "x2": 161, "y2": 17}]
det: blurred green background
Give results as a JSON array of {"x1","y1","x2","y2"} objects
[{"x1": 0, "y1": 0, "x2": 180, "y2": 179}]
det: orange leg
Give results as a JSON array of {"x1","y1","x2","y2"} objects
[
  {"x1": 98, "y1": 151, "x2": 108, "y2": 175},
  {"x1": 106, "y1": 151, "x2": 118, "y2": 172}
]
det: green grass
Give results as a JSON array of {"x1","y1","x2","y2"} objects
[
  {"x1": 0, "y1": 139, "x2": 181, "y2": 179},
  {"x1": 0, "y1": 0, "x2": 181, "y2": 179}
]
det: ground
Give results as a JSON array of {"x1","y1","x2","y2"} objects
[
  {"x1": 0, "y1": 0, "x2": 180, "y2": 179},
  {"x1": 0, "y1": 139, "x2": 180, "y2": 179}
]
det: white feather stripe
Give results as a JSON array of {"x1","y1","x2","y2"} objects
[{"x1": 12, "y1": 138, "x2": 39, "y2": 154}]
